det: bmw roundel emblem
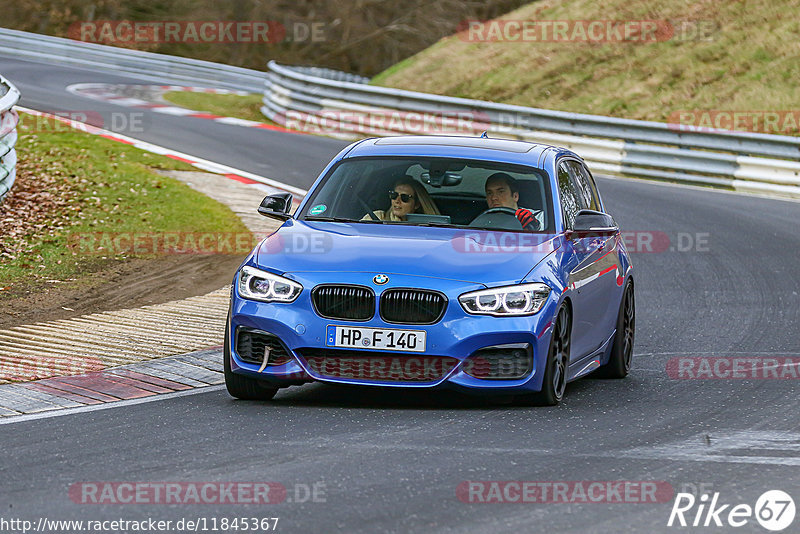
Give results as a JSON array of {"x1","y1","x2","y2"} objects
[{"x1": 373, "y1": 274, "x2": 389, "y2": 285}]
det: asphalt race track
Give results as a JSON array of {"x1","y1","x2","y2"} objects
[
  {"x1": 0, "y1": 56, "x2": 344, "y2": 189},
  {"x1": 1, "y1": 54, "x2": 799, "y2": 533}
]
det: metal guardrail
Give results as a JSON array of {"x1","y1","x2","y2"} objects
[
  {"x1": 0, "y1": 74, "x2": 20, "y2": 205},
  {"x1": 284, "y1": 66, "x2": 369, "y2": 85},
  {"x1": 0, "y1": 28, "x2": 266, "y2": 92},
  {"x1": 263, "y1": 61, "x2": 800, "y2": 198}
]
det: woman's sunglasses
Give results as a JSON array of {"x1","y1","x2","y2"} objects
[{"x1": 389, "y1": 190, "x2": 414, "y2": 203}]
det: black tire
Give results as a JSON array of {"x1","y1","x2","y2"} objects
[
  {"x1": 223, "y1": 318, "x2": 279, "y2": 401},
  {"x1": 517, "y1": 305, "x2": 571, "y2": 406},
  {"x1": 595, "y1": 281, "x2": 635, "y2": 379}
]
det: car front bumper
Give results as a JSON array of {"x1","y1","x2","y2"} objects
[{"x1": 228, "y1": 272, "x2": 559, "y2": 395}]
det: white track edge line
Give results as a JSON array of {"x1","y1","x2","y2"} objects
[
  {"x1": 14, "y1": 106, "x2": 307, "y2": 196},
  {"x1": 0, "y1": 384, "x2": 227, "y2": 425}
]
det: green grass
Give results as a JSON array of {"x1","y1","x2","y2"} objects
[
  {"x1": 161, "y1": 90, "x2": 350, "y2": 139},
  {"x1": 162, "y1": 91, "x2": 268, "y2": 123},
  {"x1": 0, "y1": 113, "x2": 250, "y2": 290},
  {"x1": 369, "y1": 56, "x2": 419, "y2": 86},
  {"x1": 371, "y1": 0, "x2": 800, "y2": 133}
]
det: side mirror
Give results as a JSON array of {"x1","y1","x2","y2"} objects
[
  {"x1": 258, "y1": 193, "x2": 293, "y2": 221},
  {"x1": 571, "y1": 209, "x2": 618, "y2": 235}
]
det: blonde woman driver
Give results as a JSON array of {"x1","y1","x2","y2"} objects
[{"x1": 363, "y1": 176, "x2": 440, "y2": 222}]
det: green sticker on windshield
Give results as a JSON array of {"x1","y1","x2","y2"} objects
[{"x1": 309, "y1": 204, "x2": 327, "y2": 215}]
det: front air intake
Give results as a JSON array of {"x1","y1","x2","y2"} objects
[
  {"x1": 462, "y1": 344, "x2": 532, "y2": 380},
  {"x1": 235, "y1": 328, "x2": 293, "y2": 366}
]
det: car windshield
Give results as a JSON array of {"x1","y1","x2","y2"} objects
[{"x1": 298, "y1": 157, "x2": 554, "y2": 232}]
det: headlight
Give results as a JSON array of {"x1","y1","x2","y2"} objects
[
  {"x1": 237, "y1": 266, "x2": 303, "y2": 303},
  {"x1": 459, "y1": 283, "x2": 551, "y2": 316}
]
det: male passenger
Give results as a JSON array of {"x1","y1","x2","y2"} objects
[{"x1": 484, "y1": 172, "x2": 543, "y2": 231}]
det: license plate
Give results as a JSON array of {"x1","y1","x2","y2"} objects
[{"x1": 326, "y1": 325, "x2": 426, "y2": 352}]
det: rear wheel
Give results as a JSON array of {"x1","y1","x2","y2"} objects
[
  {"x1": 223, "y1": 318, "x2": 279, "y2": 400},
  {"x1": 518, "y1": 305, "x2": 570, "y2": 406},
  {"x1": 595, "y1": 281, "x2": 635, "y2": 379}
]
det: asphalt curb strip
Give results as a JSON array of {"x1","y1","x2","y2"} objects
[{"x1": 0, "y1": 347, "x2": 224, "y2": 418}]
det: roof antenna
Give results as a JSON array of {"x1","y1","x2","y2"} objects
[{"x1": 480, "y1": 131, "x2": 489, "y2": 138}]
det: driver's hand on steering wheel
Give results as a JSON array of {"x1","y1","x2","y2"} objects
[{"x1": 516, "y1": 208, "x2": 540, "y2": 231}]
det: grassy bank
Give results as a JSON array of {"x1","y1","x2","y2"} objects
[
  {"x1": 371, "y1": 0, "x2": 800, "y2": 130},
  {"x1": 0, "y1": 114, "x2": 250, "y2": 294},
  {"x1": 162, "y1": 91, "x2": 268, "y2": 123}
]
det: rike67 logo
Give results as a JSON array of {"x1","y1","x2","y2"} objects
[{"x1": 668, "y1": 490, "x2": 795, "y2": 531}]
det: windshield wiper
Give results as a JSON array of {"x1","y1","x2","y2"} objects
[
  {"x1": 304, "y1": 216, "x2": 357, "y2": 222},
  {"x1": 304, "y1": 216, "x2": 385, "y2": 224},
  {"x1": 416, "y1": 222, "x2": 470, "y2": 229}
]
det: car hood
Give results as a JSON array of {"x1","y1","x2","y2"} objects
[{"x1": 254, "y1": 220, "x2": 562, "y2": 284}]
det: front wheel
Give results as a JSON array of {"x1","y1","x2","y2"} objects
[
  {"x1": 223, "y1": 318, "x2": 279, "y2": 400},
  {"x1": 595, "y1": 281, "x2": 635, "y2": 379},
  {"x1": 517, "y1": 305, "x2": 571, "y2": 406}
]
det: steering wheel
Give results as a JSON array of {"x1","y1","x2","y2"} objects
[
  {"x1": 357, "y1": 196, "x2": 380, "y2": 221},
  {"x1": 469, "y1": 206, "x2": 522, "y2": 230},
  {"x1": 476, "y1": 207, "x2": 518, "y2": 218}
]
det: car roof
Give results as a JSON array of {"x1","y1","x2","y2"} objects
[{"x1": 342, "y1": 135, "x2": 577, "y2": 166}]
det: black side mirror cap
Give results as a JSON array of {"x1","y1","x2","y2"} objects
[
  {"x1": 571, "y1": 209, "x2": 618, "y2": 235},
  {"x1": 258, "y1": 193, "x2": 293, "y2": 221}
]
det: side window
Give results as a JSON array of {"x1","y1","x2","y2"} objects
[
  {"x1": 567, "y1": 160, "x2": 600, "y2": 211},
  {"x1": 557, "y1": 162, "x2": 582, "y2": 229},
  {"x1": 580, "y1": 163, "x2": 602, "y2": 211}
]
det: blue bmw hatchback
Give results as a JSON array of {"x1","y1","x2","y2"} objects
[{"x1": 225, "y1": 135, "x2": 634, "y2": 405}]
